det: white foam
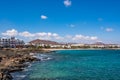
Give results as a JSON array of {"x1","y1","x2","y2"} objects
[
  {"x1": 41, "y1": 57, "x2": 52, "y2": 61},
  {"x1": 17, "y1": 75, "x2": 26, "y2": 78}
]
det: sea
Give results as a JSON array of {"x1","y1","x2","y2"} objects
[{"x1": 11, "y1": 50, "x2": 120, "y2": 80}]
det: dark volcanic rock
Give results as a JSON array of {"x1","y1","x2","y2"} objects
[
  {"x1": 0, "y1": 49, "x2": 42, "y2": 80},
  {"x1": 0, "y1": 68, "x2": 13, "y2": 80}
]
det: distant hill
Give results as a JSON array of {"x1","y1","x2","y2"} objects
[
  {"x1": 92, "y1": 42, "x2": 105, "y2": 45},
  {"x1": 29, "y1": 39, "x2": 60, "y2": 45}
]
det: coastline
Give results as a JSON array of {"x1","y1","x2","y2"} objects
[
  {"x1": 0, "y1": 48, "x2": 120, "y2": 79},
  {"x1": 43, "y1": 48, "x2": 120, "y2": 51},
  {"x1": 0, "y1": 48, "x2": 50, "y2": 80}
]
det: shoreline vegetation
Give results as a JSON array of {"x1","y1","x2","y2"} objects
[{"x1": 0, "y1": 48, "x2": 120, "y2": 80}]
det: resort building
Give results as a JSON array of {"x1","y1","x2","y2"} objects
[
  {"x1": 118, "y1": 44, "x2": 120, "y2": 48},
  {"x1": 89, "y1": 42, "x2": 106, "y2": 48},
  {"x1": 28, "y1": 39, "x2": 120, "y2": 49},
  {"x1": 87, "y1": 42, "x2": 120, "y2": 48},
  {"x1": 105, "y1": 44, "x2": 120, "y2": 48},
  {"x1": 71, "y1": 43, "x2": 85, "y2": 47},
  {"x1": 0, "y1": 37, "x2": 25, "y2": 48}
]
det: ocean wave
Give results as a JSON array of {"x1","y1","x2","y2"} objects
[
  {"x1": 17, "y1": 75, "x2": 26, "y2": 78},
  {"x1": 33, "y1": 54, "x2": 53, "y2": 61},
  {"x1": 12, "y1": 74, "x2": 27, "y2": 80}
]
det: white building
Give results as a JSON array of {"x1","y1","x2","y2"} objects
[
  {"x1": 89, "y1": 42, "x2": 106, "y2": 48},
  {"x1": 71, "y1": 43, "x2": 85, "y2": 47},
  {"x1": 0, "y1": 37, "x2": 24, "y2": 48}
]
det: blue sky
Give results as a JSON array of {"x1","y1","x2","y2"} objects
[{"x1": 0, "y1": 0, "x2": 120, "y2": 43}]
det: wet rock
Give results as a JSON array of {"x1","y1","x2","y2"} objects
[
  {"x1": 0, "y1": 49, "x2": 41, "y2": 80},
  {"x1": 9, "y1": 68, "x2": 24, "y2": 73},
  {"x1": 0, "y1": 57, "x2": 2, "y2": 62},
  {"x1": 0, "y1": 72, "x2": 3, "y2": 79},
  {"x1": 2, "y1": 72, "x2": 13, "y2": 80},
  {"x1": 0, "y1": 69, "x2": 13, "y2": 80}
]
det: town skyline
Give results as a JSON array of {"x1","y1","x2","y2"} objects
[{"x1": 0, "y1": 0, "x2": 120, "y2": 44}]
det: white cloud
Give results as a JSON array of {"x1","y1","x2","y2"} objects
[
  {"x1": 19, "y1": 31, "x2": 35, "y2": 37},
  {"x1": 72, "y1": 35, "x2": 98, "y2": 41},
  {"x1": 106, "y1": 28, "x2": 113, "y2": 32},
  {"x1": 100, "y1": 27, "x2": 114, "y2": 32},
  {"x1": 73, "y1": 35, "x2": 84, "y2": 40},
  {"x1": 48, "y1": 32, "x2": 52, "y2": 37},
  {"x1": 35, "y1": 32, "x2": 47, "y2": 37},
  {"x1": 19, "y1": 31, "x2": 62, "y2": 41},
  {"x1": 54, "y1": 36, "x2": 64, "y2": 40},
  {"x1": 90, "y1": 37, "x2": 98, "y2": 40},
  {"x1": 1, "y1": 29, "x2": 99, "y2": 43},
  {"x1": 41, "y1": 15, "x2": 48, "y2": 19},
  {"x1": 65, "y1": 35, "x2": 72, "y2": 38},
  {"x1": 63, "y1": 0, "x2": 72, "y2": 7},
  {"x1": 53, "y1": 33, "x2": 58, "y2": 37},
  {"x1": 2, "y1": 29, "x2": 18, "y2": 36}
]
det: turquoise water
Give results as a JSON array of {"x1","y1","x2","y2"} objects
[{"x1": 13, "y1": 50, "x2": 120, "y2": 80}]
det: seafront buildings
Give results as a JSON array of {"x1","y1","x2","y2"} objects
[
  {"x1": 29, "y1": 39, "x2": 72, "y2": 48},
  {"x1": 29, "y1": 39, "x2": 120, "y2": 49},
  {"x1": 0, "y1": 37, "x2": 24, "y2": 48},
  {"x1": 87, "y1": 42, "x2": 120, "y2": 48},
  {"x1": 0, "y1": 37, "x2": 119, "y2": 49},
  {"x1": 29, "y1": 39, "x2": 62, "y2": 48}
]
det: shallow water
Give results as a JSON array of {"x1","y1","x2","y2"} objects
[{"x1": 12, "y1": 50, "x2": 120, "y2": 80}]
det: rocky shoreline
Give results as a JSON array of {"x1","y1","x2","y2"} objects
[{"x1": 0, "y1": 48, "x2": 51, "y2": 80}]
